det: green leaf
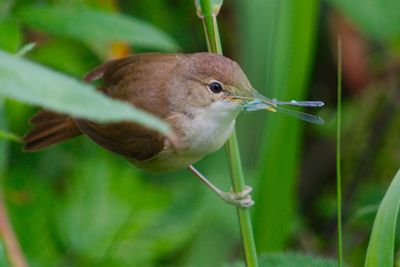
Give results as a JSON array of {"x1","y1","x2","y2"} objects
[
  {"x1": 16, "y1": 5, "x2": 179, "y2": 51},
  {"x1": 326, "y1": 0, "x2": 400, "y2": 41},
  {"x1": 224, "y1": 252, "x2": 338, "y2": 267},
  {"x1": 0, "y1": 50, "x2": 171, "y2": 135},
  {"x1": 259, "y1": 252, "x2": 338, "y2": 267},
  {"x1": 365, "y1": 169, "x2": 400, "y2": 267},
  {"x1": 0, "y1": 129, "x2": 20, "y2": 143},
  {"x1": 238, "y1": 0, "x2": 320, "y2": 251}
]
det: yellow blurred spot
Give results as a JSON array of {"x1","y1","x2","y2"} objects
[{"x1": 108, "y1": 42, "x2": 131, "y2": 59}]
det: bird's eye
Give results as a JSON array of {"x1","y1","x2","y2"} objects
[{"x1": 208, "y1": 81, "x2": 223, "y2": 94}]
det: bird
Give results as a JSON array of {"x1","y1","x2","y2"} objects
[{"x1": 23, "y1": 52, "x2": 323, "y2": 207}]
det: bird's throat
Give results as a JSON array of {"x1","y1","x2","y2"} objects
[{"x1": 177, "y1": 101, "x2": 240, "y2": 156}]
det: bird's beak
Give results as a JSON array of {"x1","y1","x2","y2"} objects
[
  {"x1": 229, "y1": 88, "x2": 325, "y2": 124},
  {"x1": 250, "y1": 91, "x2": 277, "y2": 112},
  {"x1": 229, "y1": 89, "x2": 277, "y2": 112}
]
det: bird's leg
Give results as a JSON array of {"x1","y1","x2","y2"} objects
[{"x1": 188, "y1": 165, "x2": 254, "y2": 208}]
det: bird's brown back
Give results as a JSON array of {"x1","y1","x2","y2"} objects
[{"x1": 76, "y1": 53, "x2": 184, "y2": 160}]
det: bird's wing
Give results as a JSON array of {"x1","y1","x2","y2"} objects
[
  {"x1": 78, "y1": 53, "x2": 183, "y2": 161},
  {"x1": 74, "y1": 119, "x2": 166, "y2": 161},
  {"x1": 85, "y1": 53, "x2": 182, "y2": 117}
]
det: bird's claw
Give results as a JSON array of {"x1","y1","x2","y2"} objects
[{"x1": 220, "y1": 186, "x2": 254, "y2": 208}]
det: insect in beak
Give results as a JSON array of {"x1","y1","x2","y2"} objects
[{"x1": 230, "y1": 91, "x2": 325, "y2": 125}]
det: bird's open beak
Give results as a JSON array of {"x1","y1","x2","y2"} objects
[
  {"x1": 229, "y1": 89, "x2": 325, "y2": 124},
  {"x1": 229, "y1": 90, "x2": 277, "y2": 112},
  {"x1": 250, "y1": 91, "x2": 278, "y2": 112}
]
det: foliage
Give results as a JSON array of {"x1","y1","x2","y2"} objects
[
  {"x1": 365, "y1": 169, "x2": 400, "y2": 267},
  {"x1": 237, "y1": 0, "x2": 320, "y2": 251},
  {"x1": 224, "y1": 252, "x2": 338, "y2": 267},
  {"x1": 16, "y1": 4, "x2": 179, "y2": 52},
  {"x1": 0, "y1": 51, "x2": 171, "y2": 134},
  {"x1": 0, "y1": 0, "x2": 399, "y2": 266},
  {"x1": 258, "y1": 252, "x2": 338, "y2": 267}
]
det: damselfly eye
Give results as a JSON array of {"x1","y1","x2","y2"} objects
[{"x1": 208, "y1": 81, "x2": 223, "y2": 94}]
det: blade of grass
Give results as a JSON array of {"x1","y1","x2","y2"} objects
[
  {"x1": 195, "y1": 1, "x2": 258, "y2": 266},
  {"x1": 239, "y1": 0, "x2": 319, "y2": 251},
  {"x1": 336, "y1": 37, "x2": 343, "y2": 267},
  {"x1": 364, "y1": 169, "x2": 400, "y2": 266}
]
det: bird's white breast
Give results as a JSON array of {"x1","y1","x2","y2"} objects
[
  {"x1": 179, "y1": 101, "x2": 239, "y2": 156},
  {"x1": 134, "y1": 100, "x2": 241, "y2": 172}
]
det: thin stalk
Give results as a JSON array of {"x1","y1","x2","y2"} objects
[
  {"x1": 196, "y1": 1, "x2": 258, "y2": 266},
  {"x1": 336, "y1": 37, "x2": 343, "y2": 267},
  {"x1": 0, "y1": 190, "x2": 28, "y2": 267},
  {"x1": 225, "y1": 132, "x2": 258, "y2": 267}
]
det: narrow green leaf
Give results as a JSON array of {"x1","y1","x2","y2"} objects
[
  {"x1": 223, "y1": 252, "x2": 338, "y2": 267},
  {"x1": 336, "y1": 37, "x2": 343, "y2": 267},
  {"x1": 0, "y1": 129, "x2": 21, "y2": 143},
  {"x1": 365, "y1": 169, "x2": 400, "y2": 267},
  {"x1": 16, "y1": 5, "x2": 179, "y2": 51},
  {"x1": 239, "y1": 0, "x2": 319, "y2": 251},
  {"x1": 259, "y1": 252, "x2": 338, "y2": 267},
  {"x1": 0, "y1": 50, "x2": 171, "y2": 135}
]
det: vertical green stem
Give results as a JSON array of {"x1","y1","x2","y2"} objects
[
  {"x1": 197, "y1": 1, "x2": 258, "y2": 266},
  {"x1": 336, "y1": 37, "x2": 343, "y2": 267},
  {"x1": 225, "y1": 132, "x2": 258, "y2": 267}
]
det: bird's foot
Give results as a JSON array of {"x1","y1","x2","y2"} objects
[{"x1": 219, "y1": 186, "x2": 254, "y2": 208}]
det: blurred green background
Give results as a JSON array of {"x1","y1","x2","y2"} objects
[{"x1": 1, "y1": 0, "x2": 400, "y2": 266}]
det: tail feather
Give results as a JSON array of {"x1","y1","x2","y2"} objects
[{"x1": 23, "y1": 110, "x2": 82, "y2": 151}]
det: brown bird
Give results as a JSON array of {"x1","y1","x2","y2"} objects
[{"x1": 23, "y1": 52, "x2": 323, "y2": 207}]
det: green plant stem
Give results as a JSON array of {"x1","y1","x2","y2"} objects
[
  {"x1": 336, "y1": 37, "x2": 343, "y2": 267},
  {"x1": 198, "y1": 2, "x2": 222, "y2": 54},
  {"x1": 225, "y1": 132, "x2": 258, "y2": 267},
  {"x1": 0, "y1": 130, "x2": 21, "y2": 143},
  {"x1": 197, "y1": 1, "x2": 258, "y2": 266}
]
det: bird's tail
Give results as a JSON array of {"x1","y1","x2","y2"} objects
[{"x1": 23, "y1": 110, "x2": 82, "y2": 151}]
